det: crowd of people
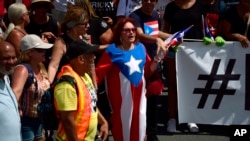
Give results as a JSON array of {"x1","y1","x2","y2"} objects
[{"x1": 0, "y1": 0, "x2": 249, "y2": 141}]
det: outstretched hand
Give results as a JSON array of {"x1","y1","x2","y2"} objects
[
  {"x1": 238, "y1": 36, "x2": 249, "y2": 48},
  {"x1": 41, "y1": 32, "x2": 56, "y2": 43}
]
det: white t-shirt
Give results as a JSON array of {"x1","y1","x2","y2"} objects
[
  {"x1": 116, "y1": 0, "x2": 142, "y2": 17},
  {"x1": 53, "y1": 0, "x2": 75, "y2": 12}
]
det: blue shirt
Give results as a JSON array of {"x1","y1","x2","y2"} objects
[
  {"x1": 0, "y1": 75, "x2": 21, "y2": 141},
  {"x1": 130, "y1": 9, "x2": 160, "y2": 59}
]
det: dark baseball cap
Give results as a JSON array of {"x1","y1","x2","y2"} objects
[{"x1": 67, "y1": 39, "x2": 100, "y2": 60}]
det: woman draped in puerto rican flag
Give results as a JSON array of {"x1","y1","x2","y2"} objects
[{"x1": 95, "y1": 17, "x2": 167, "y2": 141}]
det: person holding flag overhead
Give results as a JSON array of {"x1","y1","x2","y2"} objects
[{"x1": 129, "y1": 0, "x2": 171, "y2": 140}]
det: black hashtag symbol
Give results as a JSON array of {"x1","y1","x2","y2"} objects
[{"x1": 193, "y1": 59, "x2": 240, "y2": 109}]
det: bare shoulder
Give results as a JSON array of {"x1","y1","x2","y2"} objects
[
  {"x1": 13, "y1": 65, "x2": 29, "y2": 75},
  {"x1": 54, "y1": 37, "x2": 67, "y2": 53},
  {"x1": 7, "y1": 30, "x2": 25, "y2": 41}
]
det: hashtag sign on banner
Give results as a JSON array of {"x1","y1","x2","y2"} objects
[{"x1": 193, "y1": 59, "x2": 240, "y2": 109}]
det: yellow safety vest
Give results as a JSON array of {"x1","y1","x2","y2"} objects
[{"x1": 55, "y1": 65, "x2": 92, "y2": 141}]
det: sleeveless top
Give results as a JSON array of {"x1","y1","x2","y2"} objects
[
  {"x1": 6, "y1": 27, "x2": 27, "y2": 57},
  {"x1": 25, "y1": 16, "x2": 59, "y2": 67},
  {"x1": 58, "y1": 33, "x2": 73, "y2": 72},
  {"x1": 21, "y1": 65, "x2": 50, "y2": 118},
  {"x1": 6, "y1": 27, "x2": 27, "y2": 39},
  {"x1": 25, "y1": 16, "x2": 58, "y2": 43},
  {"x1": 50, "y1": 33, "x2": 73, "y2": 83}
]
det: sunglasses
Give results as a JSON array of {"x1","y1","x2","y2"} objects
[
  {"x1": 77, "y1": 21, "x2": 89, "y2": 26},
  {"x1": 34, "y1": 48, "x2": 46, "y2": 53},
  {"x1": 122, "y1": 28, "x2": 136, "y2": 33}
]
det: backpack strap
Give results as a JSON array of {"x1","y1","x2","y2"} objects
[
  {"x1": 53, "y1": 75, "x2": 77, "y2": 90},
  {"x1": 39, "y1": 75, "x2": 76, "y2": 133}
]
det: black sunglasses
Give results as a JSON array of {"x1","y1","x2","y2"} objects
[{"x1": 34, "y1": 48, "x2": 46, "y2": 53}]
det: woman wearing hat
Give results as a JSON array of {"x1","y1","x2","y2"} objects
[
  {"x1": 25, "y1": 0, "x2": 61, "y2": 68},
  {"x1": 11, "y1": 34, "x2": 53, "y2": 141},
  {"x1": 25, "y1": 0, "x2": 61, "y2": 43}
]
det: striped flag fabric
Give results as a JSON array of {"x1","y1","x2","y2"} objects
[
  {"x1": 95, "y1": 43, "x2": 149, "y2": 141},
  {"x1": 202, "y1": 15, "x2": 214, "y2": 41},
  {"x1": 165, "y1": 25, "x2": 194, "y2": 47},
  {"x1": 143, "y1": 20, "x2": 159, "y2": 37}
]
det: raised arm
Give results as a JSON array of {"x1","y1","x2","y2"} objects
[{"x1": 48, "y1": 37, "x2": 66, "y2": 83}]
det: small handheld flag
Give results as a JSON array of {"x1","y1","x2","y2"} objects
[
  {"x1": 165, "y1": 24, "x2": 194, "y2": 48},
  {"x1": 202, "y1": 15, "x2": 214, "y2": 41}
]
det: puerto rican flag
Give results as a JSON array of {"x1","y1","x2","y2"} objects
[
  {"x1": 165, "y1": 25, "x2": 194, "y2": 47},
  {"x1": 144, "y1": 20, "x2": 159, "y2": 37},
  {"x1": 96, "y1": 43, "x2": 153, "y2": 141},
  {"x1": 202, "y1": 15, "x2": 214, "y2": 41}
]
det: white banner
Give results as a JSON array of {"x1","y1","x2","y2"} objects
[{"x1": 176, "y1": 42, "x2": 250, "y2": 125}]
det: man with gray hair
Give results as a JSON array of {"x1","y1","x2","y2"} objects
[{"x1": 0, "y1": 40, "x2": 21, "y2": 141}]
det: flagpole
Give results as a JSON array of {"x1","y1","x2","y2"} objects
[
  {"x1": 183, "y1": 38, "x2": 203, "y2": 42},
  {"x1": 202, "y1": 15, "x2": 205, "y2": 37},
  {"x1": 183, "y1": 38, "x2": 234, "y2": 44}
]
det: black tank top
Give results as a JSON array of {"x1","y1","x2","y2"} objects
[
  {"x1": 25, "y1": 16, "x2": 59, "y2": 68},
  {"x1": 25, "y1": 16, "x2": 58, "y2": 43},
  {"x1": 51, "y1": 33, "x2": 73, "y2": 83},
  {"x1": 58, "y1": 33, "x2": 73, "y2": 72}
]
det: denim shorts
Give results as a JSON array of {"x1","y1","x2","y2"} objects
[{"x1": 21, "y1": 116, "x2": 43, "y2": 141}]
